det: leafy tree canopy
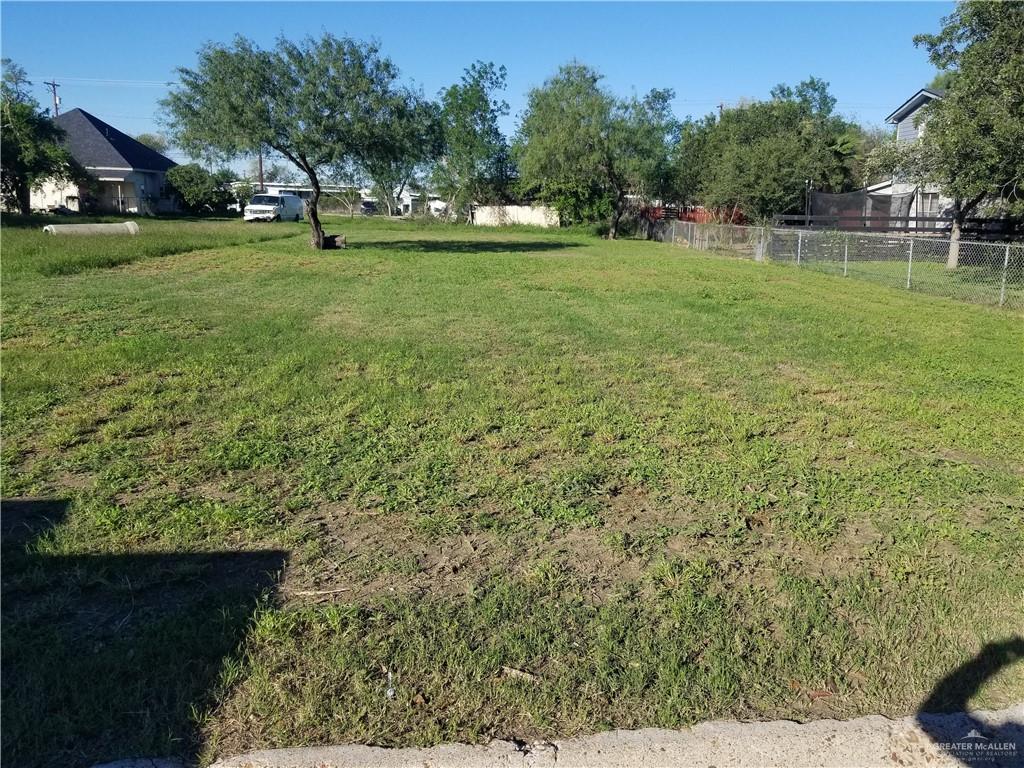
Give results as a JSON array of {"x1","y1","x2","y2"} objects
[
  {"x1": 134, "y1": 132, "x2": 170, "y2": 154},
  {"x1": 432, "y1": 62, "x2": 512, "y2": 220},
  {"x1": 867, "y1": 0, "x2": 1024, "y2": 264},
  {"x1": 163, "y1": 34, "x2": 408, "y2": 248},
  {"x1": 354, "y1": 90, "x2": 441, "y2": 216},
  {"x1": 233, "y1": 180, "x2": 256, "y2": 207},
  {"x1": 913, "y1": 0, "x2": 1024, "y2": 211},
  {"x1": 246, "y1": 157, "x2": 299, "y2": 186},
  {"x1": 928, "y1": 70, "x2": 958, "y2": 91},
  {"x1": 165, "y1": 163, "x2": 236, "y2": 213},
  {"x1": 1, "y1": 58, "x2": 84, "y2": 214},
  {"x1": 671, "y1": 78, "x2": 866, "y2": 220},
  {"x1": 515, "y1": 63, "x2": 678, "y2": 237}
]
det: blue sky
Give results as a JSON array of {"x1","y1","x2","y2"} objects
[{"x1": 2, "y1": 1, "x2": 952, "y2": 165}]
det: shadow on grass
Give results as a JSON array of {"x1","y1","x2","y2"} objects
[
  {"x1": 916, "y1": 637, "x2": 1024, "y2": 767},
  {"x1": 348, "y1": 238, "x2": 584, "y2": 254},
  {"x1": 1, "y1": 498, "x2": 286, "y2": 768}
]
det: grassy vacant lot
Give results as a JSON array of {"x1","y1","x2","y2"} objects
[{"x1": 2, "y1": 215, "x2": 1022, "y2": 767}]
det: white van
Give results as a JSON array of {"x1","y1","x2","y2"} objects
[{"x1": 243, "y1": 193, "x2": 305, "y2": 222}]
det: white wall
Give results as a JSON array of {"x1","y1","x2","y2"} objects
[
  {"x1": 31, "y1": 169, "x2": 175, "y2": 214},
  {"x1": 473, "y1": 205, "x2": 560, "y2": 228},
  {"x1": 31, "y1": 179, "x2": 82, "y2": 211}
]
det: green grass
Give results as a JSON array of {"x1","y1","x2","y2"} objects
[
  {"x1": 799, "y1": 256, "x2": 1024, "y2": 308},
  {"x1": 2, "y1": 215, "x2": 1022, "y2": 766},
  {"x1": 1, "y1": 214, "x2": 306, "y2": 277}
]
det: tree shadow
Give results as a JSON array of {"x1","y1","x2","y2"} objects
[
  {"x1": 348, "y1": 238, "x2": 583, "y2": 254},
  {"x1": 916, "y1": 637, "x2": 1024, "y2": 767},
  {"x1": 1, "y1": 498, "x2": 287, "y2": 768}
]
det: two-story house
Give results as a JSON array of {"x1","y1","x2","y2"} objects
[{"x1": 868, "y1": 87, "x2": 953, "y2": 226}]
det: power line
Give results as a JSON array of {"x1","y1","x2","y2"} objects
[{"x1": 27, "y1": 75, "x2": 175, "y2": 87}]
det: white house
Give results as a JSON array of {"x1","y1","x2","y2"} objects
[{"x1": 31, "y1": 108, "x2": 178, "y2": 214}]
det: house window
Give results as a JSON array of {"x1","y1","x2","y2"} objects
[{"x1": 920, "y1": 192, "x2": 940, "y2": 228}]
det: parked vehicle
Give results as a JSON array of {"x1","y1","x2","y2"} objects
[
  {"x1": 244, "y1": 193, "x2": 304, "y2": 222},
  {"x1": 360, "y1": 200, "x2": 378, "y2": 216}
]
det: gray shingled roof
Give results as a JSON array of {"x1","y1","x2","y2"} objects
[
  {"x1": 54, "y1": 108, "x2": 176, "y2": 173},
  {"x1": 884, "y1": 88, "x2": 945, "y2": 125}
]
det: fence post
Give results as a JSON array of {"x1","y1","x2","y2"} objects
[
  {"x1": 797, "y1": 232, "x2": 802, "y2": 265},
  {"x1": 843, "y1": 236, "x2": 849, "y2": 276},
  {"x1": 670, "y1": 220, "x2": 676, "y2": 245},
  {"x1": 1000, "y1": 243, "x2": 1011, "y2": 307},
  {"x1": 906, "y1": 239, "x2": 914, "y2": 289}
]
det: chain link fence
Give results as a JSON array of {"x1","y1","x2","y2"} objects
[{"x1": 654, "y1": 221, "x2": 1024, "y2": 310}]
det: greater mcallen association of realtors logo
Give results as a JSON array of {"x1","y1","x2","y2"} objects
[{"x1": 934, "y1": 728, "x2": 1019, "y2": 763}]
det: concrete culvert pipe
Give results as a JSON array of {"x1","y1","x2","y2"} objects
[{"x1": 42, "y1": 221, "x2": 140, "y2": 236}]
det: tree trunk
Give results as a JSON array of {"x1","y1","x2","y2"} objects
[
  {"x1": 395, "y1": 180, "x2": 408, "y2": 217},
  {"x1": 947, "y1": 215, "x2": 962, "y2": 269},
  {"x1": 608, "y1": 192, "x2": 626, "y2": 239},
  {"x1": 947, "y1": 192, "x2": 986, "y2": 270},
  {"x1": 307, "y1": 176, "x2": 325, "y2": 250},
  {"x1": 16, "y1": 181, "x2": 31, "y2": 215},
  {"x1": 284, "y1": 152, "x2": 325, "y2": 249}
]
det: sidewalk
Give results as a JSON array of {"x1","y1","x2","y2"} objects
[{"x1": 208, "y1": 705, "x2": 1023, "y2": 768}]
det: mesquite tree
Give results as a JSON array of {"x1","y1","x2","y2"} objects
[
  {"x1": 432, "y1": 62, "x2": 512, "y2": 221},
  {"x1": 355, "y1": 92, "x2": 441, "y2": 216},
  {"x1": 671, "y1": 79, "x2": 865, "y2": 221},
  {"x1": 913, "y1": 0, "x2": 1024, "y2": 267},
  {"x1": 868, "y1": 1, "x2": 1024, "y2": 267},
  {"x1": 164, "y1": 35, "x2": 404, "y2": 249},
  {"x1": 515, "y1": 64, "x2": 677, "y2": 238}
]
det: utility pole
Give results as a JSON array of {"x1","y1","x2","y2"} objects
[
  {"x1": 258, "y1": 148, "x2": 265, "y2": 192},
  {"x1": 717, "y1": 102, "x2": 724, "y2": 118},
  {"x1": 43, "y1": 79, "x2": 60, "y2": 116}
]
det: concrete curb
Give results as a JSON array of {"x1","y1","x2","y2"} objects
[{"x1": 210, "y1": 704, "x2": 1024, "y2": 768}]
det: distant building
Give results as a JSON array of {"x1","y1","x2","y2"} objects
[
  {"x1": 236, "y1": 181, "x2": 360, "y2": 201},
  {"x1": 869, "y1": 87, "x2": 952, "y2": 226},
  {"x1": 397, "y1": 188, "x2": 447, "y2": 216},
  {"x1": 228, "y1": 180, "x2": 366, "y2": 213},
  {"x1": 229, "y1": 180, "x2": 448, "y2": 216},
  {"x1": 31, "y1": 108, "x2": 178, "y2": 214}
]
